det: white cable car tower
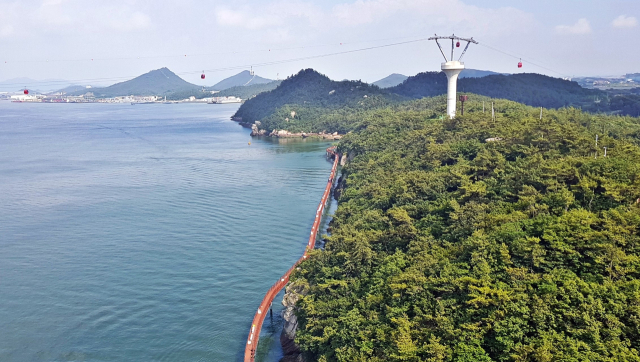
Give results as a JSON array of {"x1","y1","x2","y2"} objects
[{"x1": 428, "y1": 34, "x2": 478, "y2": 119}]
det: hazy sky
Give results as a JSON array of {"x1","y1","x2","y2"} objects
[{"x1": 0, "y1": 0, "x2": 638, "y2": 87}]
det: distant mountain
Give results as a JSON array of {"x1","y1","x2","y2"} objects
[
  {"x1": 459, "y1": 69, "x2": 503, "y2": 78},
  {"x1": 389, "y1": 72, "x2": 605, "y2": 110},
  {"x1": 70, "y1": 68, "x2": 199, "y2": 97},
  {"x1": 53, "y1": 85, "x2": 91, "y2": 94},
  {"x1": 373, "y1": 73, "x2": 408, "y2": 88},
  {"x1": 372, "y1": 69, "x2": 501, "y2": 89},
  {"x1": 233, "y1": 69, "x2": 400, "y2": 125},
  {"x1": 164, "y1": 77, "x2": 282, "y2": 101},
  {"x1": 215, "y1": 80, "x2": 282, "y2": 99},
  {"x1": 626, "y1": 73, "x2": 640, "y2": 81},
  {"x1": 210, "y1": 71, "x2": 273, "y2": 90},
  {"x1": 0, "y1": 77, "x2": 73, "y2": 92},
  {"x1": 0, "y1": 77, "x2": 39, "y2": 92}
]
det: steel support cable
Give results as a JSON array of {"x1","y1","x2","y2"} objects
[
  {"x1": 1, "y1": 35, "x2": 428, "y2": 64},
  {"x1": 184, "y1": 38, "x2": 429, "y2": 75},
  {"x1": 3, "y1": 38, "x2": 429, "y2": 88},
  {"x1": 478, "y1": 42, "x2": 640, "y2": 112},
  {"x1": 477, "y1": 42, "x2": 570, "y2": 78}
]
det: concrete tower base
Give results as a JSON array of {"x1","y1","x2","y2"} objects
[{"x1": 442, "y1": 61, "x2": 465, "y2": 119}]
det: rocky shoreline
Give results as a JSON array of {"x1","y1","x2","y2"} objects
[
  {"x1": 251, "y1": 123, "x2": 343, "y2": 140},
  {"x1": 233, "y1": 118, "x2": 344, "y2": 140}
]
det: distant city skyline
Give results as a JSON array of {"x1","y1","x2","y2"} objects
[{"x1": 0, "y1": 0, "x2": 637, "y2": 87}]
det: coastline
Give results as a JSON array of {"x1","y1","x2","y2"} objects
[
  {"x1": 280, "y1": 158, "x2": 342, "y2": 362},
  {"x1": 279, "y1": 147, "x2": 357, "y2": 361},
  {"x1": 244, "y1": 150, "x2": 340, "y2": 362},
  {"x1": 231, "y1": 117, "x2": 343, "y2": 140}
]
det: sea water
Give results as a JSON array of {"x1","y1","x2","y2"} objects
[{"x1": 0, "y1": 102, "x2": 334, "y2": 361}]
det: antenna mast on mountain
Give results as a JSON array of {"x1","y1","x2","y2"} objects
[{"x1": 428, "y1": 34, "x2": 478, "y2": 119}]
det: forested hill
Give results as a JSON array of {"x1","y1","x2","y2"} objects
[
  {"x1": 389, "y1": 72, "x2": 606, "y2": 111},
  {"x1": 232, "y1": 69, "x2": 400, "y2": 125},
  {"x1": 293, "y1": 98, "x2": 640, "y2": 361},
  {"x1": 233, "y1": 69, "x2": 639, "y2": 135}
]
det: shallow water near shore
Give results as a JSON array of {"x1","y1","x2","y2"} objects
[{"x1": 0, "y1": 102, "x2": 334, "y2": 361}]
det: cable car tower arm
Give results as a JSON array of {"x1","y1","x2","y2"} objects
[
  {"x1": 428, "y1": 34, "x2": 478, "y2": 61},
  {"x1": 433, "y1": 38, "x2": 448, "y2": 62},
  {"x1": 458, "y1": 41, "x2": 472, "y2": 61}
]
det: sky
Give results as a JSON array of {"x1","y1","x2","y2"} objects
[{"x1": 0, "y1": 0, "x2": 638, "y2": 88}]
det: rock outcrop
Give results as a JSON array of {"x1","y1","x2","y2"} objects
[
  {"x1": 334, "y1": 151, "x2": 354, "y2": 200},
  {"x1": 340, "y1": 154, "x2": 347, "y2": 166},
  {"x1": 261, "y1": 129, "x2": 342, "y2": 140},
  {"x1": 250, "y1": 121, "x2": 267, "y2": 136},
  {"x1": 280, "y1": 280, "x2": 309, "y2": 362},
  {"x1": 244, "y1": 120, "x2": 343, "y2": 139}
]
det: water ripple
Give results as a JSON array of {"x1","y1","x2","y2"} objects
[{"x1": 0, "y1": 102, "x2": 333, "y2": 362}]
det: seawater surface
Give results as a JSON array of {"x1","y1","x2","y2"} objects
[{"x1": 0, "y1": 102, "x2": 334, "y2": 361}]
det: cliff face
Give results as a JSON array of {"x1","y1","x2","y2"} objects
[
  {"x1": 280, "y1": 280, "x2": 309, "y2": 362},
  {"x1": 334, "y1": 151, "x2": 354, "y2": 200}
]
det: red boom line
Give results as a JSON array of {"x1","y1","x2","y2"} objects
[{"x1": 244, "y1": 147, "x2": 340, "y2": 362}]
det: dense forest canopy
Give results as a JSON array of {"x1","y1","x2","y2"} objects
[
  {"x1": 230, "y1": 66, "x2": 640, "y2": 361},
  {"x1": 290, "y1": 98, "x2": 640, "y2": 361}
]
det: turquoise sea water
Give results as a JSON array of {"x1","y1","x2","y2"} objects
[{"x1": 0, "y1": 102, "x2": 335, "y2": 361}]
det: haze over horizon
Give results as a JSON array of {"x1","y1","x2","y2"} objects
[{"x1": 0, "y1": 0, "x2": 637, "y2": 87}]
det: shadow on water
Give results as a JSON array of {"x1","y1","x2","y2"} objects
[{"x1": 256, "y1": 137, "x2": 336, "y2": 155}]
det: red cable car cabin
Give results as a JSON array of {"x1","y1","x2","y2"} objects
[
  {"x1": 201, "y1": 73, "x2": 205, "y2": 80},
  {"x1": 24, "y1": 89, "x2": 28, "y2": 95},
  {"x1": 456, "y1": 41, "x2": 460, "y2": 47},
  {"x1": 518, "y1": 59, "x2": 523, "y2": 68}
]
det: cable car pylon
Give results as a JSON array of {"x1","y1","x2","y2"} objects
[{"x1": 428, "y1": 34, "x2": 477, "y2": 119}]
